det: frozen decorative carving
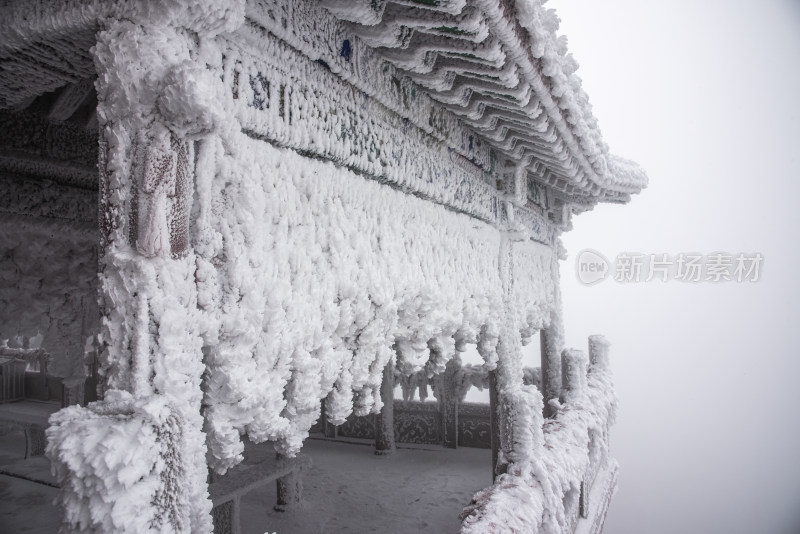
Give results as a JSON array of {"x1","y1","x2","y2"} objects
[{"x1": 131, "y1": 128, "x2": 192, "y2": 258}]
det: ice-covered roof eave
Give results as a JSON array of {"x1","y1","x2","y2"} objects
[
  {"x1": 320, "y1": 0, "x2": 648, "y2": 202},
  {"x1": 0, "y1": 0, "x2": 649, "y2": 205}
]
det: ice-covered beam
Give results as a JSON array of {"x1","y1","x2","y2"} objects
[
  {"x1": 48, "y1": 79, "x2": 95, "y2": 122},
  {"x1": 315, "y1": 0, "x2": 649, "y2": 201}
]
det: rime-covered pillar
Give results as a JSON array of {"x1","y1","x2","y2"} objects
[
  {"x1": 321, "y1": 399, "x2": 338, "y2": 439},
  {"x1": 275, "y1": 453, "x2": 302, "y2": 511},
  {"x1": 440, "y1": 354, "x2": 461, "y2": 449},
  {"x1": 488, "y1": 369, "x2": 502, "y2": 479},
  {"x1": 45, "y1": 4, "x2": 245, "y2": 533},
  {"x1": 374, "y1": 359, "x2": 396, "y2": 454},
  {"x1": 541, "y1": 243, "x2": 565, "y2": 418},
  {"x1": 94, "y1": 22, "x2": 210, "y2": 532},
  {"x1": 484, "y1": 237, "x2": 544, "y2": 480}
]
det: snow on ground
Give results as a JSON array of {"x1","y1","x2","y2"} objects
[
  {"x1": 0, "y1": 475, "x2": 59, "y2": 534},
  {"x1": 0, "y1": 430, "x2": 59, "y2": 534},
  {"x1": 0, "y1": 429, "x2": 492, "y2": 534},
  {"x1": 250, "y1": 439, "x2": 491, "y2": 534}
]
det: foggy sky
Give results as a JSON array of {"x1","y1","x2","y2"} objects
[{"x1": 549, "y1": 1, "x2": 800, "y2": 533}]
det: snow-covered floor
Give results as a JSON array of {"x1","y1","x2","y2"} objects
[
  {"x1": 256, "y1": 439, "x2": 491, "y2": 534},
  {"x1": 0, "y1": 431, "x2": 492, "y2": 534},
  {"x1": 0, "y1": 428, "x2": 60, "y2": 534}
]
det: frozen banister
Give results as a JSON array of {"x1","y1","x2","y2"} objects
[
  {"x1": 561, "y1": 348, "x2": 588, "y2": 404},
  {"x1": 588, "y1": 335, "x2": 610, "y2": 371}
]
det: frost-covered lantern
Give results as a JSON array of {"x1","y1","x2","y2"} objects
[{"x1": 0, "y1": 356, "x2": 26, "y2": 403}]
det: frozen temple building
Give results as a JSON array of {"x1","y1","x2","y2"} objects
[{"x1": 0, "y1": 0, "x2": 646, "y2": 532}]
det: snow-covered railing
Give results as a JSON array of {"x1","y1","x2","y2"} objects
[
  {"x1": 460, "y1": 335, "x2": 617, "y2": 534},
  {"x1": 397, "y1": 362, "x2": 542, "y2": 402}
]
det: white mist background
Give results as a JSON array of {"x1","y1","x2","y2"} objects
[{"x1": 548, "y1": 1, "x2": 800, "y2": 533}]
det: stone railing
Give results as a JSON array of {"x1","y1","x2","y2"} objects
[
  {"x1": 312, "y1": 399, "x2": 493, "y2": 449},
  {"x1": 459, "y1": 335, "x2": 618, "y2": 534},
  {"x1": 310, "y1": 358, "x2": 544, "y2": 450}
]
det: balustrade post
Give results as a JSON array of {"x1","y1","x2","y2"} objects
[
  {"x1": 588, "y1": 335, "x2": 610, "y2": 370},
  {"x1": 561, "y1": 348, "x2": 588, "y2": 404}
]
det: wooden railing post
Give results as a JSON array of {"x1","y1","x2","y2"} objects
[{"x1": 374, "y1": 359, "x2": 395, "y2": 455}]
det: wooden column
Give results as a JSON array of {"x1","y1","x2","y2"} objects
[
  {"x1": 440, "y1": 355, "x2": 460, "y2": 449},
  {"x1": 541, "y1": 251, "x2": 565, "y2": 418},
  {"x1": 540, "y1": 325, "x2": 562, "y2": 418},
  {"x1": 374, "y1": 359, "x2": 395, "y2": 455},
  {"x1": 275, "y1": 453, "x2": 302, "y2": 511},
  {"x1": 488, "y1": 369, "x2": 503, "y2": 481},
  {"x1": 320, "y1": 399, "x2": 337, "y2": 439},
  {"x1": 489, "y1": 371, "x2": 500, "y2": 483},
  {"x1": 61, "y1": 382, "x2": 85, "y2": 407},
  {"x1": 485, "y1": 237, "x2": 546, "y2": 481},
  {"x1": 588, "y1": 335, "x2": 610, "y2": 370}
]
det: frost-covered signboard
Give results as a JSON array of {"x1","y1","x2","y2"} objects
[{"x1": 0, "y1": 0, "x2": 645, "y2": 532}]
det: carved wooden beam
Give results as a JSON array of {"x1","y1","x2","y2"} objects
[{"x1": 48, "y1": 78, "x2": 94, "y2": 122}]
